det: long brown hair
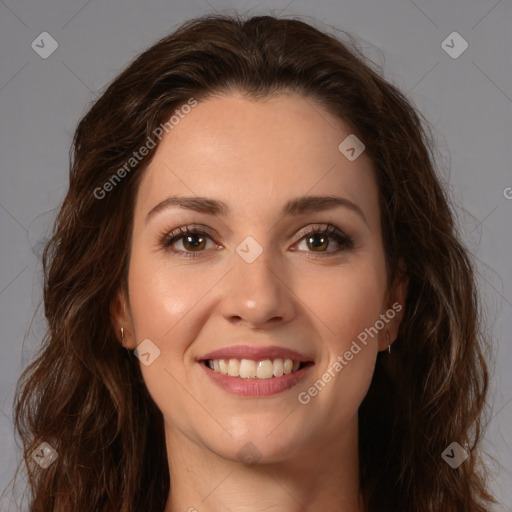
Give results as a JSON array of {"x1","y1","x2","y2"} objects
[{"x1": 7, "y1": 13, "x2": 496, "y2": 512}]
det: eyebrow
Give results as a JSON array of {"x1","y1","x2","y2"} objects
[{"x1": 145, "y1": 194, "x2": 368, "y2": 226}]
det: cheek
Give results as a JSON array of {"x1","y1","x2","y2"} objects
[
  {"x1": 303, "y1": 255, "x2": 387, "y2": 397},
  {"x1": 305, "y1": 260, "x2": 387, "y2": 346},
  {"x1": 127, "y1": 249, "x2": 201, "y2": 340},
  {"x1": 126, "y1": 252, "x2": 203, "y2": 419}
]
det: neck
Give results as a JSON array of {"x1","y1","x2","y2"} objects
[{"x1": 163, "y1": 417, "x2": 365, "y2": 512}]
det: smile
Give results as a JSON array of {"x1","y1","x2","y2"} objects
[
  {"x1": 200, "y1": 359, "x2": 314, "y2": 397},
  {"x1": 198, "y1": 344, "x2": 315, "y2": 397},
  {"x1": 204, "y1": 357, "x2": 312, "y2": 379}
]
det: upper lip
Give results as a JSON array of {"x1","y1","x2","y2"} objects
[{"x1": 199, "y1": 344, "x2": 315, "y2": 363}]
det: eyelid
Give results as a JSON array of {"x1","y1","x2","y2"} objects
[
  {"x1": 161, "y1": 224, "x2": 219, "y2": 243},
  {"x1": 294, "y1": 223, "x2": 341, "y2": 240}
]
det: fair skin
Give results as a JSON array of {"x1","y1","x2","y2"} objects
[{"x1": 113, "y1": 93, "x2": 406, "y2": 512}]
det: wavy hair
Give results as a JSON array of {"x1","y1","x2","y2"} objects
[{"x1": 8, "y1": 12, "x2": 496, "y2": 512}]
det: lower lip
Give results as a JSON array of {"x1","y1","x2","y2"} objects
[{"x1": 200, "y1": 362, "x2": 313, "y2": 397}]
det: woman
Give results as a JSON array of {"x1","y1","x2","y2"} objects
[{"x1": 10, "y1": 13, "x2": 496, "y2": 512}]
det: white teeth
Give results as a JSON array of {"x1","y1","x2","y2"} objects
[
  {"x1": 218, "y1": 359, "x2": 229, "y2": 375},
  {"x1": 207, "y1": 357, "x2": 305, "y2": 379},
  {"x1": 257, "y1": 360, "x2": 274, "y2": 379},
  {"x1": 239, "y1": 359, "x2": 257, "y2": 378},
  {"x1": 273, "y1": 358, "x2": 284, "y2": 377},
  {"x1": 227, "y1": 359, "x2": 240, "y2": 377}
]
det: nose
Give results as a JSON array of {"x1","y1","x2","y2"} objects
[{"x1": 218, "y1": 244, "x2": 296, "y2": 330}]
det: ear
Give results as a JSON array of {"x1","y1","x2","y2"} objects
[
  {"x1": 110, "y1": 289, "x2": 137, "y2": 350},
  {"x1": 378, "y1": 262, "x2": 409, "y2": 352}
]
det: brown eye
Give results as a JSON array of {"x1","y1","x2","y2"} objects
[
  {"x1": 160, "y1": 225, "x2": 217, "y2": 259},
  {"x1": 305, "y1": 233, "x2": 329, "y2": 251},
  {"x1": 295, "y1": 224, "x2": 353, "y2": 256},
  {"x1": 180, "y1": 233, "x2": 207, "y2": 251}
]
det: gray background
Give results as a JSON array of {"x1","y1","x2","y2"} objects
[{"x1": 0, "y1": 0, "x2": 510, "y2": 510}]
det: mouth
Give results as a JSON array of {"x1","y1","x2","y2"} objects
[
  {"x1": 197, "y1": 345, "x2": 315, "y2": 397},
  {"x1": 201, "y1": 358, "x2": 314, "y2": 379}
]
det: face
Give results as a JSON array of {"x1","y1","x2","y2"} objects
[{"x1": 116, "y1": 93, "x2": 405, "y2": 466}]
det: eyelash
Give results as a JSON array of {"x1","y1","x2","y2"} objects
[{"x1": 158, "y1": 223, "x2": 354, "y2": 259}]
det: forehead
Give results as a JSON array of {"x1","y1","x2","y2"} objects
[{"x1": 134, "y1": 93, "x2": 378, "y2": 225}]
